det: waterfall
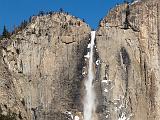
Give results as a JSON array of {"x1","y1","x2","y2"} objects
[{"x1": 83, "y1": 31, "x2": 96, "y2": 120}]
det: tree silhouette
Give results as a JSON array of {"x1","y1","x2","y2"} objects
[
  {"x1": 1, "y1": 25, "x2": 10, "y2": 39},
  {"x1": 29, "y1": 16, "x2": 32, "y2": 23},
  {"x1": 59, "y1": 8, "x2": 63, "y2": 12}
]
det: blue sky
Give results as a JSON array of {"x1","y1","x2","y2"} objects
[{"x1": 0, "y1": 0, "x2": 124, "y2": 33}]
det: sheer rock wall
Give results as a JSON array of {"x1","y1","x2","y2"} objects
[
  {"x1": 0, "y1": 0, "x2": 160, "y2": 120},
  {"x1": 96, "y1": 0, "x2": 160, "y2": 120},
  {"x1": 0, "y1": 13, "x2": 91, "y2": 120}
]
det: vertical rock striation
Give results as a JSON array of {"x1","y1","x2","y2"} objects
[
  {"x1": 96, "y1": 0, "x2": 160, "y2": 120},
  {"x1": 0, "y1": 12, "x2": 91, "y2": 120},
  {"x1": 0, "y1": 0, "x2": 160, "y2": 120}
]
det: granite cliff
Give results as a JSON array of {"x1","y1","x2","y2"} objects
[
  {"x1": 0, "y1": 0, "x2": 160, "y2": 120},
  {"x1": 0, "y1": 12, "x2": 91, "y2": 120},
  {"x1": 96, "y1": 0, "x2": 160, "y2": 119}
]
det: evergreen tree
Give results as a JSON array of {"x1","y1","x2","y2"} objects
[
  {"x1": 29, "y1": 16, "x2": 32, "y2": 23},
  {"x1": 38, "y1": 11, "x2": 45, "y2": 16},
  {"x1": 59, "y1": 8, "x2": 63, "y2": 12},
  {"x1": 2, "y1": 25, "x2": 10, "y2": 39}
]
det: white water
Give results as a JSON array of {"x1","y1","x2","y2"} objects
[{"x1": 84, "y1": 31, "x2": 96, "y2": 120}]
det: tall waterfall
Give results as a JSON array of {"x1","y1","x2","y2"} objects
[{"x1": 83, "y1": 31, "x2": 96, "y2": 120}]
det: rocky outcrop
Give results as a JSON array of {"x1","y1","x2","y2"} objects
[
  {"x1": 96, "y1": 0, "x2": 160, "y2": 120},
  {"x1": 0, "y1": 0, "x2": 160, "y2": 120},
  {"x1": 0, "y1": 12, "x2": 91, "y2": 120}
]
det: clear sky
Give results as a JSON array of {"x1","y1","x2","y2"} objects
[{"x1": 0, "y1": 0, "x2": 124, "y2": 33}]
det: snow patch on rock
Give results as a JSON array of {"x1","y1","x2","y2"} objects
[{"x1": 74, "y1": 116, "x2": 80, "y2": 120}]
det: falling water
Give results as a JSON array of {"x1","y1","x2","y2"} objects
[{"x1": 83, "y1": 31, "x2": 96, "y2": 120}]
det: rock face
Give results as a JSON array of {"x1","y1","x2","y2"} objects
[
  {"x1": 0, "y1": 0, "x2": 160, "y2": 120},
  {"x1": 96, "y1": 0, "x2": 160, "y2": 120},
  {"x1": 0, "y1": 12, "x2": 91, "y2": 120}
]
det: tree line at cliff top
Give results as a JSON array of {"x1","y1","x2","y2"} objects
[
  {"x1": 0, "y1": 0, "x2": 138, "y2": 40},
  {"x1": 0, "y1": 8, "x2": 82, "y2": 40}
]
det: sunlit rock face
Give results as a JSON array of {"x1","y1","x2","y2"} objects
[
  {"x1": 96, "y1": 0, "x2": 160, "y2": 119},
  {"x1": 0, "y1": 12, "x2": 91, "y2": 120},
  {"x1": 0, "y1": 0, "x2": 160, "y2": 120}
]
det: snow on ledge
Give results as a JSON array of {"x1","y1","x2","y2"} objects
[{"x1": 74, "y1": 116, "x2": 80, "y2": 120}]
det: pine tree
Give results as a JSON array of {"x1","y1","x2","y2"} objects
[
  {"x1": 29, "y1": 16, "x2": 32, "y2": 23},
  {"x1": 59, "y1": 8, "x2": 63, "y2": 12},
  {"x1": 2, "y1": 25, "x2": 10, "y2": 39}
]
